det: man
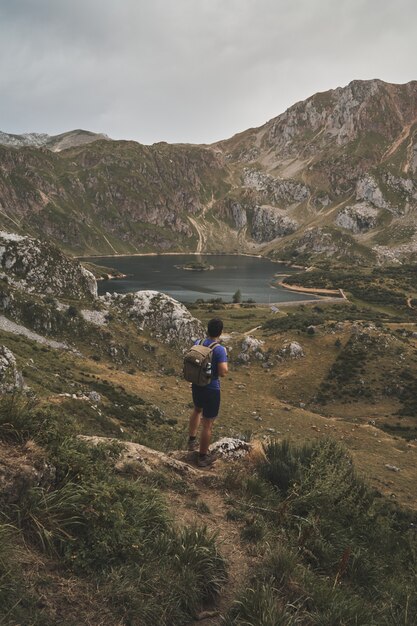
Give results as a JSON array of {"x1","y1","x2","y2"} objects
[{"x1": 187, "y1": 317, "x2": 228, "y2": 467}]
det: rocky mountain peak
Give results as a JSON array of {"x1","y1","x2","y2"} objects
[{"x1": 0, "y1": 129, "x2": 109, "y2": 152}]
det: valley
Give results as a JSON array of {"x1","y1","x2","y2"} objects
[{"x1": 0, "y1": 78, "x2": 416, "y2": 625}]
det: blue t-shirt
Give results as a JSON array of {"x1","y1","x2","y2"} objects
[{"x1": 194, "y1": 338, "x2": 228, "y2": 390}]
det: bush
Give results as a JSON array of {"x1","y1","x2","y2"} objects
[{"x1": 226, "y1": 438, "x2": 417, "y2": 624}]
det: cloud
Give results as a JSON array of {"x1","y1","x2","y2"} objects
[{"x1": 0, "y1": 0, "x2": 416, "y2": 143}]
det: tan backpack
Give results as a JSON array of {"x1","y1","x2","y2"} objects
[{"x1": 183, "y1": 340, "x2": 218, "y2": 386}]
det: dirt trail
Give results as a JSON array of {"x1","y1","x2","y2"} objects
[
  {"x1": 165, "y1": 455, "x2": 257, "y2": 625},
  {"x1": 382, "y1": 120, "x2": 416, "y2": 162},
  {"x1": 188, "y1": 215, "x2": 206, "y2": 253},
  {"x1": 188, "y1": 194, "x2": 216, "y2": 253}
]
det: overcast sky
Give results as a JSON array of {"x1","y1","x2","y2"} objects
[{"x1": 0, "y1": 0, "x2": 416, "y2": 145}]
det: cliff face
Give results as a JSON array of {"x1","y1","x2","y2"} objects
[
  {"x1": 218, "y1": 79, "x2": 417, "y2": 263},
  {"x1": 1, "y1": 79, "x2": 417, "y2": 263}
]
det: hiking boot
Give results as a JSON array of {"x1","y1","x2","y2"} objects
[
  {"x1": 187, "y1": 438, "x2": 199, "y2": 452},
  {"x1": 197, "y1": 454, "x2": 214, "y2": 468}
]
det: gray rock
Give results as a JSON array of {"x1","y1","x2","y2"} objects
[
  {"x1": 335, "y1": 203, "x2": 379, "y2": 233},
  {"x1": 356, "y1": 176, "x2": 388, "y2": 210},
  {"x1": 209, "y1": 437, "x2": 251, "y2": 459},
  {"x1": 102, "y1": 290, "x2": 204, "y2": 346},
  {"x1": 385, "y1": 464, "x2": 400, "y2": 472},
  {"x1": 88, "y1": 391, "x2": 102, "y2": 404},
  {"x1": 251, "y1": 206, "x2": 298, "y2": 243},
  {"x1": 0, "y1": 345, "x2": 24, "y2": 392},
  {"x1": 0, "y1": 231, "x2": 97, "y2": 299},
  {"x1": 281, "y1": 341, "x2": 304, "y2": 358}
]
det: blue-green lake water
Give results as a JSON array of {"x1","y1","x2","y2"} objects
[{"x1": 87, "y1": 255, "x2": 320, "y2": 304}]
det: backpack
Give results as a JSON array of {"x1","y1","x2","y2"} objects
[{"x1": 183, "y1": 340, "x2": 218, "y2": 386}]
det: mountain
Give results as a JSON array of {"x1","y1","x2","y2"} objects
[
  {"x1": 0, "y1": 129, "x2": 109, "y2": 152},
  {"x1": 0, "y1": 79, "x2": 416, "y2": 262}
]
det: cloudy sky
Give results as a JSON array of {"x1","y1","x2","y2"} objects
[{"x1": 1, "y1": 0, "x2": 416, "y2": 145}]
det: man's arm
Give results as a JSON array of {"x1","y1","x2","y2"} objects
[{"x1": 218, "y1": 361, "x2": 228, "y2": 377}]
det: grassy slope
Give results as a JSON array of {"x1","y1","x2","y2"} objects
[{"x1": 0, "y1": 272, "x2": 416, "y2": 624}]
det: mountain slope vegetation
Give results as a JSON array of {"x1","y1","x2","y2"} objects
[{"x1": 1, "y1": 79, "x2": 417, "y2": 262}]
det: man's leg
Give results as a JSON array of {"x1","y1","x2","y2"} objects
[
  {"x1": 189, "y1": 407, "x2": 202, "y2": 437},
  {"x1": 188, "y1": 407, "x2": 202, "y2": 451},
  {"x1": 199, "y1": 417, "x2": 215, "y2": 455}
]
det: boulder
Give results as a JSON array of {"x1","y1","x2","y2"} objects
[
  {"x1": 0, "y1": 345, "x2": 24, "y2": 392},
  {"x1": 237, "y1": 335, "x2": 265, "y2": 362},
  {"x1": 281, "y1": 341, "x2": 304, "y2": 358},
  {"x1": 209, "y1": 437, "x2": 251, "y2": 459},
  {"x1": 102, "y1": 290, "x2": 204, "y2": 346}
]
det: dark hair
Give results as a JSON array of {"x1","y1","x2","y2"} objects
[{"x1": 207, "y1": 317, "x2": 223, "y2": 338}]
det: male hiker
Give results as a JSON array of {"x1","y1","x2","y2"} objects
[{"x1": 187, "y1": 317, "x2": 228, "y2": 467}]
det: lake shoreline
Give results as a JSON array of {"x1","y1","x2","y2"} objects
[
  {"x1": 77, "y1": 251, "x2": 307, "y2": 270},
  {"x1": 88, "y1": 253, "x2": 334, "y2": 305}
]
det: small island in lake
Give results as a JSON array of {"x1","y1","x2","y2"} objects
[{"x1": 175, "y1": 262, "x2": 214, "y2": 272}]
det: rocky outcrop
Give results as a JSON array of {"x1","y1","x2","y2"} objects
[
  {"x1": 0, "y1": 231, "x2": 97, "y2": 299},
  {"x1": 251, "y1": 206, "x2": 298, "y2": 242},
  {"x1": 0, "y1": 345, "x2": 24, "y2": 392},
  {"x1": 373, "y1": 233, "x2": 417, "y2": 264},
  {"x1": 355, "y1": 176, "x2": 389, "y2": 210},
  {"x1": 237, "y1": 336, "x2": 265, "y2": 362},
  {"x1": 230, "y1": 202, "x2": 248, "y2": 229},
  {"x1": 243, "y1": 169, "x2": 309, "y2": 206},
  {"x1": 383, "y1": 172, "x2": 417, "y2": 202},
  {"x1": 280, "y1": 341, "x2": 304, "y2": 358},
  {"x1": 286, "y1": 227, "x2": 353, "y2": 259},
  {"x1": 335, "y1": 203, "x2": 379, "y2": 233},
  {"x1": 102, "y1": 290, "x2": 203, "y2": 346}
]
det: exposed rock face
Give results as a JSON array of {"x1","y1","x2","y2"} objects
[
  {"x1": 0, "y1": 231, "x2": 97, "y2": 299},
  {"x1": 0, "y1": 345, "x2": 24, "y2": 391},
  {"x1": 335, "y1": 203, "x2": 379, "y2": 233},
  {"x1": 102, "y1": 290, "x2": 203, "y2": 346},
  {"x1": 243, "y1": 169, "x2": 309, "y2": 205},
  {"x1": 383, "y1": 172, "x2": 417, "y2": 202},
  {"x1": 230, "y1": 202, "x2": 248, "y2": 229},
  {"x1": 251, "y1": 206, "x2": 298, "y2": 242},
  {"x1": 356, "y1": 176, "x2": 389, "y2": 211},
  {"x1": 285, "y1": 227, "x2": 354, "y2": 260},
  {"x1": 237, "y1": 80, "x2": 417, "y2": 160}
]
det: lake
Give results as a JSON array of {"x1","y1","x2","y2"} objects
[{"x1": 86, "y1": 254, "x2": 319, "y2": 304}]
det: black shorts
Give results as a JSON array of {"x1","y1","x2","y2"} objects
[{"x1": 192, "y1": 385, "x2": 221, "y2": 419}]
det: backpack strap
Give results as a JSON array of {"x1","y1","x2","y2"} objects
[{"x1": 197, "y1": 339, "x2": 219, "y2": 351}]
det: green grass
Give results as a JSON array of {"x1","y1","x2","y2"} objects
[
  {"x1": 0, "y1": 395, "x2": 227, "y2": 625},
  {"x1": 224, "y1": 438, "x2": 417, "y2": 625}
]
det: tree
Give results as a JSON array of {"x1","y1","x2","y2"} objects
[{"x1": 232, "y1": 289, "x2": 242, "y2": 304}]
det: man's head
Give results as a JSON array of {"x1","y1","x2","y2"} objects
[{"x1": 207, "y1": 317, "x2": 223, "y2": 338}]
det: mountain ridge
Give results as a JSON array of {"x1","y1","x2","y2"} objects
[{"x1": 1, "y1": 79, "x2": 416, "y2": 263}]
